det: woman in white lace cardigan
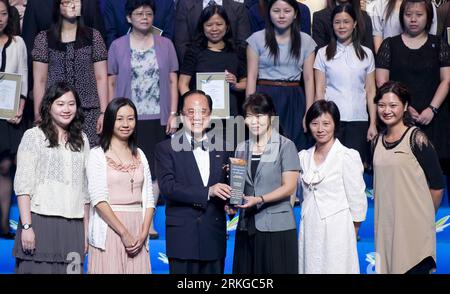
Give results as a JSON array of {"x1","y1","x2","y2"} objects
[
  {"x1": 13, "y1": 82, "x2": 90, "y2": 274},
  {"x1": 87, "y1": 98, "x2": 155, "y2": 274},
  {"x1": 298, "y1": 100, "x2": 368, "y2": 274}
]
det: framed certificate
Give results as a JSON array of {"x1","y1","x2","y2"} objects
[
  {"x1": 196, "y1": 72, "x2": 230, "y2": 118},
  {"x1": 447, "y1": 28, "x2": 450, "y2": 46},
  {"x1": 0, "y1": 72, "x2": 22, "y2": 120}
]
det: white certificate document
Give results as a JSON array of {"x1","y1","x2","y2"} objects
[
  {"x1": 0, "y1": 72, "x2": 22, "y2": 120},
  {"x1": 196, "y1": 72, "x2": 230, "y2": 118},
  {"x1": 0, "y1": 79, "x2": 18, "y2": 110},
  {"x1": 447, "y1": 28, "x2": 450, "y2": 46},
  {"x1": 201, "y1": 79, "x2": 225, "y2": 109}
]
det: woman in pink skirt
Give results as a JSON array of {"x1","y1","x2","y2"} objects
[{"x1": 87, "y1": 98, "x2": 155, "y2": 274}]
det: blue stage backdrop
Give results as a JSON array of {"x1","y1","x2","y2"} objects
[{"x1": 1, "y1": 188, "x2": 450, "y2": 274}]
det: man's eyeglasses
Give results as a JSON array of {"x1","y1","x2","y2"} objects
[
  {"x1": 132, "y1": 11, "x2": 154, "y2": 19},
  {"x1": 182, "y1": 109, "x2": 210, "y2": 118}
]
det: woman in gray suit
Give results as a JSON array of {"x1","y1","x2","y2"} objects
[{"x1": 232, "y1": 93, "x2": 300, "y2": 274}]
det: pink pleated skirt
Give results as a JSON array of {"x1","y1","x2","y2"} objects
[{"x1": 88, "y1": 211, "x2": 150, "y2": 274}]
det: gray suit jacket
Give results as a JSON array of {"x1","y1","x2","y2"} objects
[
  {"x1": 174, "y1": 0, "x2": 251, "y2": 62},
  {"x1": 235, "y1": 131, "x2": 300, "y2": 232}
]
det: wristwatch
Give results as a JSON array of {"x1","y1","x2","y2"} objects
[
  {"x1": 428, "y1": 105, "x2": 439, "y2": 114},
  {"x1": 22, "y1": 223, "x2": 32, "y2": 230}
]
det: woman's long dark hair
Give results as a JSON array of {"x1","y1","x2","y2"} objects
[
  {"x1": 326, "y1": 4, "x2": 368, "y2": 60},
  {"x1": 265, "y1": 0, "x2": 301, "y2": 64},
  {"x1": 39, "y1": 82, "x2": 85, "y2": 151},
  {"x1": 50, "y1": 0, "x2": 88, "y2": 44},
  {"x1": 99, "y1": 98, "x2": 139, "y2": 156},
  {"x1": 194, "y1": 4, "x2": 235, "y2": 51},
  {"x1": 326, "y1": 0, "x2": 366, "y2": 41},
  {"x1": 385, "y1": 0, "x2": 399, "y2": 22},
  {"x1": 0, "y1": 0, "x2": 15, "y2": 37}
]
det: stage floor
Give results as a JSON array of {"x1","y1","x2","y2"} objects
[{"x1": 1, "y1": 192, "x2": 450, "y2": 274}]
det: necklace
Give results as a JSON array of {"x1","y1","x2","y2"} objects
[{"x1": 111, "y1": 147, "x2": 137, "y2": 194}]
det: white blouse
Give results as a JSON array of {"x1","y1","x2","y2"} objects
[
  {"x1": 14, "y1": 127, "x2": 90, "y2": 219},
  {"x1": 298, "y1": 139, "x2": 367, "y2": 222},
  {"x1": 314, "y1": 43, "x2": 375, "y2": 121}
]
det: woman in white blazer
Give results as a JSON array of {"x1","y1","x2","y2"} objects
[
  {"x1": 87, "y1": 98, "x2": 155, "y2": 274},
  {"x1": 298, "y1": 100, "x2": 368, "y2": 274}
]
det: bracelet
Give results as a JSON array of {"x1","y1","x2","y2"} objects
[
  {"x1": 170, "y1": 111, "x2": 177, "y2": 115},
  {"x1": 428, "y1": 105, "x2": 438, "y2": 114},
  {"x1": 259, "y1": 195, "x2": 265, "y2": 204},
  {"x1": 99, "y1": 111, "x2": 105, "y2": 115}
]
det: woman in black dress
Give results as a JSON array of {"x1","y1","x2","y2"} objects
[
  {"x1": 178, "y1": 4, "x2": 247, "y2": 111},
  {"x1": 178, "y1": 4, "x2": 247, "y2": 146},
  {"x1": 376, "y1": 0, "x2": 450, "y2": 178}
]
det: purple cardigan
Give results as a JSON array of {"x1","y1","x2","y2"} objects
[{"x1": 108, "y1": 34, "x2": 178, "y2": 124}]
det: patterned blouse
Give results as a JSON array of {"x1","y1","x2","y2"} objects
[
  {"x1": 32, "y1": 27, "x2": 108, "y2": 109},
  {"x1": 131, "y1": 47, "x2": 160, "y2": 116}
]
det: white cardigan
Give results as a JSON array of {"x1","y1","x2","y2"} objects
[
  {"x1": 0, "y1": 35, "x2": 28, "y2": 96},
  {"x1": 87, "y1": 147, "x2": 155, "y2": 250},
  {"x1": 298, "y1": 139, "x2": 367, "y2": 222}
]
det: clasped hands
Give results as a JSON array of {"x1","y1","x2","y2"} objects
[{"x1": 120, "y1": 229, "x2": 148, "y2": 257}]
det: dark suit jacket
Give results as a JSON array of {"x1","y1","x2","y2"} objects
[
  {"x1": 174, "y1": 0, "x2": 251, "y2": 62},
  {"x1": 103, "y1": 0, "x2": 175, "y2": 49},
  {"x1": 155, "y1": 133, "x2": 230, "y2": 261},
  {"x1": 312, "y1": 7, "x2": 374, "y2": 52},
  {"x1": 248, "y1": 2, "x2": 311, "y2": 35}
]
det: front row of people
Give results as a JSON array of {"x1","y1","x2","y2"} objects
[{"x1": 12, "y1": 81, "x2": 443, "y2": 274}]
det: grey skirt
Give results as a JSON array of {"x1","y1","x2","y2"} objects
[{"x1": 13, "y1": 212, "x2": 84, "y2": 274}]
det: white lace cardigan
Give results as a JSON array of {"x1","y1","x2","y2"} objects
[{"x1": 14, "y1": 127, "x2": 90, "y2": 219}]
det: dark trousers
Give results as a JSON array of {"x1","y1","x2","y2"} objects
[{"x1": 169, "y1": 258, "x2": 225, "y2": 274}]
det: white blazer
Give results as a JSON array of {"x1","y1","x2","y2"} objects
[
  {"x1": 87, "y1": 147, "x2": 155, "y2": 251},
  {"x1": 298, "y1": 139, "x2": 367, "y2": 221}
]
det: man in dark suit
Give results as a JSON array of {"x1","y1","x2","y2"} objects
[
  {"x1": 103, "y1": 0, "x2": 175, "y2": 49},
  {"x1": 174, "y1": 0, "x2": 251, "y2": 62},
  {"x1": 155, "y1": 90, "x2": 232, "y2": 274}
]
